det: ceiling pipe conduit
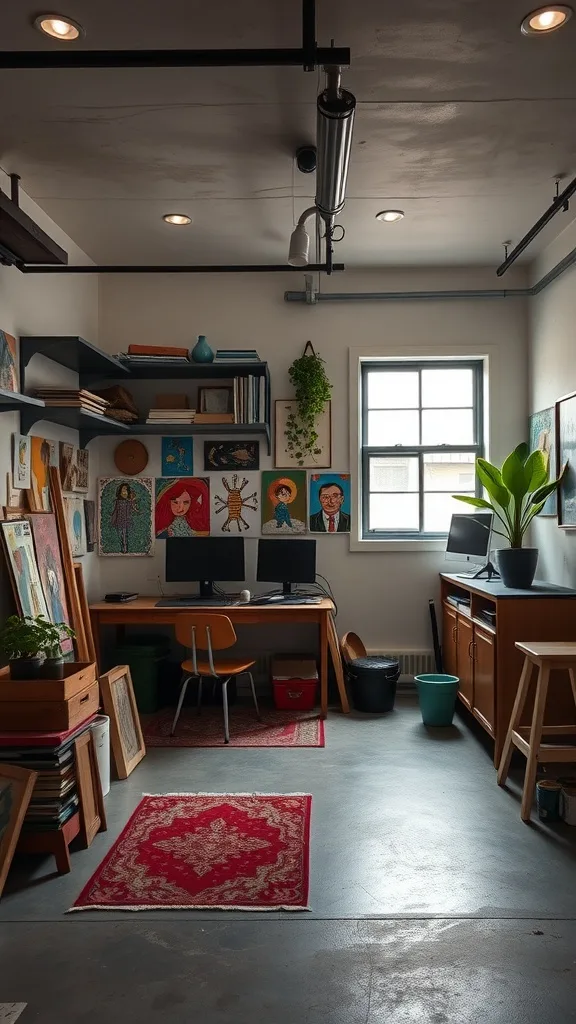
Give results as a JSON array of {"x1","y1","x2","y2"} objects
[{"x1": 496, "y1": 174, "x2": 576, "y2": 276}]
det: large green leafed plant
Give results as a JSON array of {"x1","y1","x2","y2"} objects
[
  {"x1": 453, "y1": 443, "x2": 564, "y2": 548},
  {"x1": 285, "y1": 342, "x2": 332, "y2": 466}
]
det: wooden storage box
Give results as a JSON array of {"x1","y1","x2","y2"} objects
[{"x1": 0, "y1": 662, "x2": 96, "y2": 702}]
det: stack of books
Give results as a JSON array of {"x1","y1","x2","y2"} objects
[
  {"x1": 0, "y1": 716, "x2": 96, "y2": 832},
  {"x1": 33, "y1": 388, "x2": 110, "y2": 416},
  {"x1": 117, "y1": 344, "x2": 191, "y2": 368},
  {"x1": 146, "y1": 408, "x2": 196, "y2": 425},
  {"x1": 215, "y1": 349, "x2": 260, "y2": 364},
  {"x1": 234, "y1": 375, "x2": 267, "y2": 424}
]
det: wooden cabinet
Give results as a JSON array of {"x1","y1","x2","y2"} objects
[{"x1": 440, "y1": 573, "x2": 576, "y2": 766}]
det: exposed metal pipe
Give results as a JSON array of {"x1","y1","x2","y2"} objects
[
  {"x1": 315, "y1": 67, "x2": 356, "y2": 222},
  {"x1": 496, "y1": 176, "x2": 576, "y2": 276},
  {"x1": 19, "y1": 262, "x2": 345, "y2": 275},
  {"x1": 9, "y1": 174, "x2": 20, "y2": 206},
  {"x1": 0, "y1": 46, "x2": 350, "y2": 71},
  {"x1": 284, "y1": 244, "x2": 576, "y2": 302}
]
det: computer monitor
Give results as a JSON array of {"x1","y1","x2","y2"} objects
[
  {"x1": 165, "y1": 537, "x2": 245, "y2": 598},
  {"x1": 257, "y1": 539, "x2": 316, "y2": 595},
  {"x1": 446, "y1": 512, "x2": 498, "y2": 579}
]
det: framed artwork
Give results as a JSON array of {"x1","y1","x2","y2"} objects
[
  {"x1": 529, "y1": 408, "x2": 557, "y2": 517},
  {"x1": 84, "y1": 499, "x2": 96, "y2": 552},
  {"x1": 59, "y1": 442, "x2": 77, "y2": 492},
  {"x1": 26, "y1": 512, "x2": 73, "y2": 654},
  {"x1": 99, "y1": 665, "x2": 146, "y2": 779},
  {"x1": 74, "y1": 731, "x2": 106, "y2": 847},
  {"x1": 63, "y1": 496, "x2": 87, "y2": 557},
  {"x1": 275, "y1": 399, "x2": 332, "y2": 469},
  {"x1": 556, "y1": 392, "x2": 576, "y2": 528},
  {"x1": 48, "y1": 439, "x2": 59, "y2": 467},
  {"x1": 261, "y1": 470, "x2": 307, "y2": 535},
  {"x1": 73, "y1": 448, "x2": 89, "y2": 493},
  {"x1": 0, "y1": 764, "x2": 37, "y2": 899},
  {"x1": 28, "y1": 436, "x2": 52, "y2": 511},
  {"x1": 5, "y1": 470, "x2": 22, "y2": 509},
  {"x1": 199, "y1": 386, "x2": 233, "y2": 415},
  {"x1": 0, "y1": 518, "x2": 50, "y2": 620},
  {"x1": 12, "y1": 434, "x2": 31, "y2": 490},
  {"x1": 309, "y1": 474, "x2": 351, "y2": 533},
  {"x1": 0, "y1": 330, "x2": 18, "y2": 393},
  {"x1": 204, "y1": 440, "x2": 259, "y2": 471},
  {"x1": 161, "y1": 436, "x2": 194, "y2": 476},
  {"x1": 98, "y1": 477, "x2": 154, "y2": 556},
  {"x1": 155, "y1": 477, "x2": 210, "y2": 538},
  {"x1": 210, "y1": 472, "x2": 259, "y2": 535}
]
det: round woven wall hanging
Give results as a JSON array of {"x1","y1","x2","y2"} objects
[{"x1": 114, "y1": 439, "x2": 149, "y2": 475}]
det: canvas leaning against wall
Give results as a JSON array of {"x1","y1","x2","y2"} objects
[
  {"x1": 28, "y1": 437, "x2": 52, "y2": 511},
  {"x1": 261, "y1": 471, "x2": 307, "y2": 534},
  {"x1": 0, "y1": 519, "x2": 50, "y2": 620},
  {"x1": 210, "y1": 472, "x2": 259, "y2": 535},
  {"x1": 98, "y1": 477, "x2": 154, "y2": 556},
  {"x1": 155, "y1": 477, "x2": 210, "y2": 538},
  {"x1": 0, "y1": 330, "x2": 18, "y2": 393},
  {"x1": 12, "y1": 434, "x2": 31, "y2": 490},
  {"x1": 26, "y1": 512, "x2": 74, "y2": 654},
  {"x1": 63, "y1": 496, "x2": 88, "y2": 557}
]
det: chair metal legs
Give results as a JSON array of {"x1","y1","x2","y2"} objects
[
  {"x1": 222, "y1": 677, "x2": 230, "y2": 743},
  {"x1": 171, "y1": 674, "x2": 191, "y2": 736},
  {"x1": 247, "y1": 671, "x2": 262, "y2": 720},
  {"x1": 196, "y1": 675, "x2": 203, "y2": 714}
]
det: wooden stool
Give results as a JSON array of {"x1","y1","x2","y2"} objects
[{"x1": 497, "y1": 642, "x2": 576, "y2": 821}]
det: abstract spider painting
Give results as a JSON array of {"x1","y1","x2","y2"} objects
[{"x1": 210, "y1": 472, "x2": 260, "y2": 535}]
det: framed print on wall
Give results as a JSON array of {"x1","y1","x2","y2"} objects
[
  {"x1": 204, "y1": 440, "x2": 259, "y2": 471},
  {"x1": 98, "y1": 477, "x2": 154, "y2": 556},
  {"x1": 161, "y1": 436, "x2": 194, "y2": 476},
  {"x1": 275, "y1": 399, "x2": 332, "y2": 469},
  {"x1": 155, "y1": 477, "x2": 210, "y2": 538},
  {"x1": 210, "y1": 472, "x2": 259, "y2": 535},
  {"x1": 261, "y1": 470, "x2": 307, "y2": 534},
  {"x1": 557, "y1": 392, "x2": 576, "y2": 528},
  {"x1": 309, "y1": 474, "x2": 351, "y2": 533},
  {"x1": 529, "y1": 407, "x2": 557, "y2": 517}
]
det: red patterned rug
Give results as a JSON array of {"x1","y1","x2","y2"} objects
[
  {"x1": 142, "y1": 706, "x2": 324, "y2": 747},
  {"x1": 71, "y1": 793, "x2": 312, "y2": 912}
]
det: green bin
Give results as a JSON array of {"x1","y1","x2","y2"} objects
[
  {"x1": 414, "y1": 673, "x2": 460, "y2": 726},
  {"x1": 114, "y1": 635, "x2": 170, "y2": 713}
]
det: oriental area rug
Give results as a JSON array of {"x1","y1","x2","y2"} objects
[
  {"x1": 70, "y1": 793, "x2": 312, "y2": 912},
  {"x1": 142, "y1": 707, "x2": 324, "y2": 748}
]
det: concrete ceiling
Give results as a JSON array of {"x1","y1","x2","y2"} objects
[{"x1": 1, "y1": 0, "x2": 576, "y2": 267}]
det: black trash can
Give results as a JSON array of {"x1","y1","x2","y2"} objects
[{"x1": 348, "y1": 656, "x2": 400, "y2": 713}]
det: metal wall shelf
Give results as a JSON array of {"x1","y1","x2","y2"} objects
[
  {"x1": 0, "y1": 388, "x2": 45, "y2": 409},
  {"x1": 20, "y1": 336, "x2": 128, "y2": 384}
]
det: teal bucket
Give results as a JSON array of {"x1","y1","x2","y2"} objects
[{"x1": 415, "y1": 673, "x2": 460, "y2": 726}]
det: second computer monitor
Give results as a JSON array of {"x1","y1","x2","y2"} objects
[
  {"x1": 257, "y1": 539, "x2": 316, "y2": 595},
  {"x1": 166, "y1": 536, "x2": 245, "y2": 598}
]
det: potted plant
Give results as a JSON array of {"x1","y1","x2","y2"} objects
[
  {"x1": 37, "y1": 618, "x2": 76, "y2": 679},
  {"x1": 0, "y1": 615, "x2": 75, "y2": 680},
  {"x1": 285, "y1": 341, "x2": 332, "y2": 466},
  {"x1": 453, "y1": 443, "x2": 564, "y2": 588}
]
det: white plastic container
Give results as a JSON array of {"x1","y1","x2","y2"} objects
[
  {"x1": 560, "y1": 787, "x2": 576, "y2": 826},
  {"x1": 91, "y1": 714, "x2": 111, "y2": 796}
]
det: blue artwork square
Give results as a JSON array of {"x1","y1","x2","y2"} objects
[
  {"x1": 529, "y1": 408, "x2": 557, "y2": 516},
  {"x1": 161, "y1": 437, "x2": 194, "y2": 477},
  {"x1": 309, "y1": 473, "x2": 351, "y2": 533}
]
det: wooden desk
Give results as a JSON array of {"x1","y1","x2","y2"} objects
[{"x1": 89, "y1": 597, "x2": 349, "y2": 718}]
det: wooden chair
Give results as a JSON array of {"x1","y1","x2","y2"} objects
[
  {"x1": 173, "y1": 613, "x2": 260, "y2": 743},
  {"x1": 497, "y1": 642, "x2": 576, "y2": 821},
  {"x1": 341, "y1": 631, "x2": 367, "y2": 664}
]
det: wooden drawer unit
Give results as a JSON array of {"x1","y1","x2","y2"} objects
[{"x1": 0, "y1": 678, "x2": 99, "y2": 731}]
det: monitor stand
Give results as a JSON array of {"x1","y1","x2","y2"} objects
[
  {"x1": 282, "y1": 582, "x2": 296, "y2": 596},
  {"x1": 458, "y1": 560, "x2": 500, "y2": 581},
  {"x1": 199, "y1": 580, "x2": 216, "y2": 599}
]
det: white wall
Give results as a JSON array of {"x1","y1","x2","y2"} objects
[
  {"x1": 529, "y1": 220, "x2": 576, "y2": 586},
  {"x1": 98, "y1": 267, "x2": 529, "y2": 650},
  {"x1": 0, "y1": 174, "x2": 99, "y2": 617}
]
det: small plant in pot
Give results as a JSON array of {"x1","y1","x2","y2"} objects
[
  {"x1": 0, "y1": 615, "x2": 75, "y2": 680},
  {"x1": 36, "y1": 617, "x2": 76, "y2": 679},
  {"x1": 453, "y1": 443, "x2": 565, "y2": 589}
]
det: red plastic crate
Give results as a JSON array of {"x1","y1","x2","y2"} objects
[{"x1": 273, "y1": 679, "x2": 318, "y2": 711}]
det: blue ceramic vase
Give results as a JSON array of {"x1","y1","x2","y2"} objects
[{"x1": 191, "y1": 334, "x2": 214, "y2": 363}]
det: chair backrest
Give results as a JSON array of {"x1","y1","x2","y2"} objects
[
  {"x1": 341, "y1": 630, "x2": 367, "y2": 663},
  {"x1": 175, "y1": 614, "x2": 237, "y2": 678}
]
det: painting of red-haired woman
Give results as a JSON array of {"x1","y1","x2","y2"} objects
[{"x1": 155, "y1": 477, "x2": 210, "y2": 538}]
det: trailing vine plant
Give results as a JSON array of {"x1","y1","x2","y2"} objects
[{"x1": 285, "y1": 341, "x2": 332, "y2": 466}]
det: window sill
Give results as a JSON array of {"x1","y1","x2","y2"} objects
[{"x1": 349, "y1": 538, "x2": 447, "y2": 553}]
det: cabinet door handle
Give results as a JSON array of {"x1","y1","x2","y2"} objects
[
  {"x1": 468, "y1": 640, "x2": 474, "y2": 659},
  {"x1": 452, "y1": 625, "x2": 457, "y2": 643}
]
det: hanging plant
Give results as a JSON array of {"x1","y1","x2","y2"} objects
[{"x1": 285, "y1": 341, "x2": 332, "y2": 466}]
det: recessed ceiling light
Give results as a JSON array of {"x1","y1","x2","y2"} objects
[
  {"x1": 375, "y1": 210, "x2": 405, "y2": 223},
  {"x1": 162, "y1": 214, "x2": 192, "y2": 226},
  {"x1": 33, "y1": 13, "x2": 84, "y2": 40},
  {"x1": 520, "y1": 5, "x2": 573, "y2": 34}
]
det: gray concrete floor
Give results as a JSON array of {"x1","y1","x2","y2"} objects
[{"x1": 2, "y1": 697, "x2": 576, "y2": 1021}]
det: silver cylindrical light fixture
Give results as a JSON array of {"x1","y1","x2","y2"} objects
[
  {"x1": 288, "y1": 207, "x2": 316, "y2": 267},
  {"x1": 315, "y1": 67, "x2": 356, "y2": 222}
]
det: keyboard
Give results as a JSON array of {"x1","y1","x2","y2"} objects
[{"x1": 156, "y1": 598, "x2": 237, "y2": 607}]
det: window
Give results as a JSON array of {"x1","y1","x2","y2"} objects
[{"x1": 361, "y1": 360, "x2": 483, "y2": 539}]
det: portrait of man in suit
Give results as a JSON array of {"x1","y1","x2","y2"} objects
[{"x1": 309, "y1": 480, "x2": 351, "y2": 533}]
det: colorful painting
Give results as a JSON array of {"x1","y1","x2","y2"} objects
[
  {"x1": 155, "y1": 477, "x2": 210, "y2": 538},
  {"x1": 161, "y1": 437, "x2": 193, "y2": 476},
  {"x1": 98, "y1": 477, "x2": 154, "y2": 556},
  {"x1": 210, "y1": 472, "x2": 259, "y2": 535},
  {"x1": 73, "y1": 448, "x2": 89, "y2": 493},
  {"x1": 529, "y1": 408, "x2": 557, "y2": 517},
  {"x1": 59, "y1": 442, "x2": 77, "y2": 492},
  {"x1": 204, "y1": 440, "x2": 260, "y2": 471},
  {"x1": 275, "y1": 399, "x2": 332, "y2": 469},
  {"x1": 557, "y1": 393, "x2": 576, "y2": 528},
  {"x1": 0, "y1": 330, "x2": 18, "y2": 393},
  {"x1": 12, "y1": 434, "x2": 31, "y2": 490},
  {"x1": 261, "y1": 471, "x2": 307, "y2": 535},
  {"x1": 28, "y1": 436, "x2": 52, "y2": 511},
  {"x1": 309, "y1": 474, "x2": 351, "y2": 533},
  {"x1": 0, "y1": 764, "x2": 37, "y2": 899},
  {"x1": 26, "y1": 512, "x2": 73, "y2": 654},
  {"x1": 84, "y1": 499, "x2": 96, "y2": 552},
  {"x1": 64, "y1": 496, "x2": 87, "y2": 557},
  {"x1": 0, "y1": 519, "x2": 50, "y2": 620}
]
